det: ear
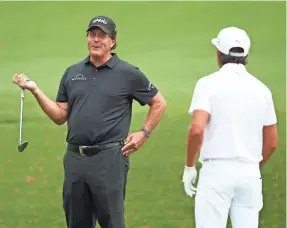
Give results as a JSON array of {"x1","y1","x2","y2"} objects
[
  {"x1": 111, "y1": 39, "x2": 116, "y2": 48},
  {"x1": 216, "y1": 49, "x2": 221, "y2": 58}
]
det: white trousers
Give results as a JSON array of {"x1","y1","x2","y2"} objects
[{"x1": 195, "y1": 159, "x2": 263, "y2": 228}]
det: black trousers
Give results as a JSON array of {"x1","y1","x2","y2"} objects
[{"x1": 62, "y1": 144, "x2": 129, "y2": 228}]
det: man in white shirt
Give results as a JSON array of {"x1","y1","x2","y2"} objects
[{"x1": 182, "y1": 26, "x2": 278, "y2": 228}]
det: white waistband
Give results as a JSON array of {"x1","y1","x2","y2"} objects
[{"x1": 201, "y1": 158, "x2": 261, "y2": 177}]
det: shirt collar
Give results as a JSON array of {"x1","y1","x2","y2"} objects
[
  {"x1": 84, "y1": 53, "x2": 119, "y2": 68},
  {"x1": 219, "y1": 63, "x2": 247, "y2": 74}
]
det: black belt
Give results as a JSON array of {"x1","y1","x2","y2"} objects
[{"x1": 67, "y1": 141, "x2": 124, "y2": 156}]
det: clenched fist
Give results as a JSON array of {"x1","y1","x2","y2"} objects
[{"x1": 12, "y1": 73, "x2": 38, "y2": 92}]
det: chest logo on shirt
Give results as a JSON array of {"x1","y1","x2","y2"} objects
[{"x1": 72, "y1": 74, "x2": 87, "y2": 81}]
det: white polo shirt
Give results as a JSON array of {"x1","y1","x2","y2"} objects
[{"x1": 188, "y1": 63, "x2": 277, "y2": 164}]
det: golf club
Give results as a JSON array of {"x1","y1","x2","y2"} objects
[{"x1": 18, "y1": 88, "x2": 28, "y2": 152}]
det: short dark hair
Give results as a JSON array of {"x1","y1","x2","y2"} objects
[
  {"x1": 110, "y1": 34, "x2": 117, "y2": 50},
  {"x1": 219, "y1": 47, "x2": 247, "y2": 66}
]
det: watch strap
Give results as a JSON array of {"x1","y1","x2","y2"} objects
[{"x1": 140, "y1": 128, "x2": 151, "y2": 138}]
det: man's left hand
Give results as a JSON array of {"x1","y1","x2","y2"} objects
[{"x1": 122, "y1": 131, "x2": 147, "y2": 156}]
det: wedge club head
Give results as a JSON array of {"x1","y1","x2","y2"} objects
[{"x1": 18, "y1": 141, "x2": 28, "y2": 152}]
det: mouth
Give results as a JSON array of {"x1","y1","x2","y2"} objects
[{"x1": 92, "y1": 46, "x2": 101, "y2": 50}]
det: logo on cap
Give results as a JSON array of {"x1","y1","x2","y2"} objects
[{"x1": 93, "y1": 18, "x2": 108, "y2": 24}]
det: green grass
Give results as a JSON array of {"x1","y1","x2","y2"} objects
[{"x1": 0, "y1": 1, "x2": 285, "y2": 228}]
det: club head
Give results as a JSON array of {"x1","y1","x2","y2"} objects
[{"x1": 18, "y1": 141, "x2": 28, "y2": 152}]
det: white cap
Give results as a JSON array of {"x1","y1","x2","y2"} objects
[{"x1": 211, "y1": 26, "x2": 251, "y2": 57}]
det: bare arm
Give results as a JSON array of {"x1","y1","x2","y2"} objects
[
  {"x1": 260, "y1": 88, "x2": 278, "y2": 168},
  {"x1": 260, "y1": 124, "x2": 278, "y2": 168},
  {"x1": 32, "y1": 88, "x2": 68, "y2": 125},
  {"x1": 12, "y1": 73, "x2": 68, "y2": 125},
  {"x1": 122, "y1": 92, "x2": 166, "y2": 155},
  {"x1": 144, "y1": 92, "x2": 166, "y2": 132},
  {"x1": 186, "y1": 110, "x2": 210, "y2": 167}
]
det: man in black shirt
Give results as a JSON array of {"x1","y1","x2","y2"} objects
[{"x1": 12, "y1": 15, "x2": 166, "y2": 228}]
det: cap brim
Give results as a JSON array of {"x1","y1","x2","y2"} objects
[
  {"x1": 86, "y1": 24, "x2": 111, "y2": 34},
  {"x1": 211, "y1": 38, "x2": 218, "y2": 47}
]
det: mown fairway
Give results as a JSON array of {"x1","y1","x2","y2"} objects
[{"x1": 0, "y1": 1, "x2": 285, "y2": 227}]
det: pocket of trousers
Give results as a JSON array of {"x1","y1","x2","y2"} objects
[
  {"x1": 234, "y1": 177, "x2": 263, "y2": 211},
  {"x1": 118, "y1": 147, "x2": 130, "y2": 199},
  {"x1": 122, "y1": 152, "x2": 130, "y2": 177}
]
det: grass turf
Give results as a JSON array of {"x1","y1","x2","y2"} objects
[{"x1": 0, "y1": 1, "x2": 285, "y2": 227}]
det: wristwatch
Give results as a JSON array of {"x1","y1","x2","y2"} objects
[{"x1": 140, "y1": 128, "x2": 151, "y2": 138}]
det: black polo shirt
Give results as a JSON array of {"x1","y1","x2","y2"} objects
[{"x1": 56, "y1": 53, "x2": 158, "y2": 146}]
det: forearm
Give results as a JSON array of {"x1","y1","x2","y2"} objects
[
  {"x1": 260, "y1": 125, "x2": 278, "y2": 168},
  {"x1": 32, "y1": 88, "x2": 67, "y2": 125},
  {"x1": 260, "y1": 146, "x2": 276, "y2": 168},
  {"x1": 143, "y1": 100, "x2": 166, "y2": 132},
  {"x1": 186, "y1": 129, "x2": 203, "y2": 167}
]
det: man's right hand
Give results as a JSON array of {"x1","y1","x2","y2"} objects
[
  {"x1": 182, "y1": 165, "x2": 197, "y2": 198},
  {"x1": 12, "y1": 73, "x2": 38, "y2": 93},
  {"x1": 12, "y1": 73, "x2": 68, "y2": 125}
]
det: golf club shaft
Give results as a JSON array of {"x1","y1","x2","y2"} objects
[{"x1": 19, "y1": 89, "x2": 24, "y2": 145}]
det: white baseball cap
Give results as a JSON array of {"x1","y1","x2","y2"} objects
[{"x1": 211, "y1": 26, "x2": 251, "y2": 57}]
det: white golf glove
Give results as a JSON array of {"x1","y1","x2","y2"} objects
[{"x1": 182, "y1": 165, "x2": 197, "y2": 198}]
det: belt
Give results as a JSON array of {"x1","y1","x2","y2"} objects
[{"x1": 67, "y1": 141, "x2": 124, "y2": 156}]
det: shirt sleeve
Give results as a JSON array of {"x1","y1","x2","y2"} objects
[
  {"x1": 56, "y1": 69, "x2": 69, "y2": 102},
  {"x1": 263, "y1": 89, "x2": 277, "y2": 126},
  {"x1": 188, "y1": 78, "x2": 211, "y2": 115},
  {"x1": 131, "y1": 67, "x2": 158, "y2": 106}
]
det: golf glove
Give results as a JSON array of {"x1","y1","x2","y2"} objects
[{"x1": 182, "y1": 165, "x2": 197, "y2": 198}]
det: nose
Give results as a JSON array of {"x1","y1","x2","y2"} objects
[{"x1": 93, "y1": 36, "x2": 100, "y2": 42}]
